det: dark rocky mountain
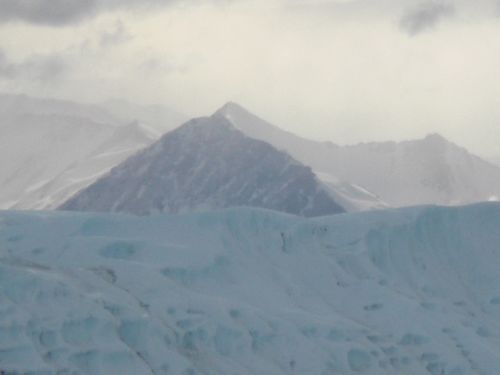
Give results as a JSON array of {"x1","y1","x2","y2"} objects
[{"x1": 60, "y1": 113, "x2": 345, "y2": 216}]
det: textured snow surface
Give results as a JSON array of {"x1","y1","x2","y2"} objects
[
  {"x1": 1, "y1": 203, "x2": 500, "y2": 374},
  {"x1": 61, "y1": 115, "x2": 345, "y2": 217},
  {"x1": 217, "y1": 102, "x2": 500, "y2": 208}
]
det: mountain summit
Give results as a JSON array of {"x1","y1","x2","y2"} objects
[{"x1": 60, "y1": 114, "x2": 345, "y2": 216}]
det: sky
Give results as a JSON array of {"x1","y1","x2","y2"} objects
[{"x1": 0, "y1": 0, "x2": 500, "y2": 157}]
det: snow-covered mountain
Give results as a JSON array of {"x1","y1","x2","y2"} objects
[
  {"x1": 321, "y1": 133, "x2": 500, "y2": 206},
  {"x1": 217, "y1": 102, "x2": 388, "y2": 211},
  {"x1": 217, "y1": 102, "x2": 500, "y2": 207},
  {"x1": 60, "y1": 114, "x2": 345, "y2": 216},
  {"x1": 1, "y1": 203, "x2": 500, "y2": 374},
  {"x1": 0, "y1": 94, "x2": 163, "y2": 210}
]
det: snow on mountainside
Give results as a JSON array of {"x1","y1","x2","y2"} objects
[
  {"x1": 324, "y1": 134, "x2": 500, "y2": 207},
  {"x1": 0, "y1": 94, "x2": 184, "y2": 210},
  {"x1": 217, "y1": 102, "x2": 500, "y2": 207},
  {"x1": 1, "y1": 203, "x2": 500, "y2": 374},
  {"x1": 60, "y1": 114, "x2": 345, "y2": 216},
  {"x1": 217, "y1": 102, "x2": 388, "y2": 212}
]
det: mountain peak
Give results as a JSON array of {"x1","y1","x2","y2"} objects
[
  {"x1": 422, "y1": 133, "x2": 448, "y2": 144},
  {"x1": 216, "y1": 101, "x2": 248, "y2": 114},
  {"x1": 213, "y1": 102, "x2": 255, "y2": 123}
]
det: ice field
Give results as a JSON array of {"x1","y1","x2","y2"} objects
[{"x1": 1, "y1": 203, "x2": 500, "y2": 374}]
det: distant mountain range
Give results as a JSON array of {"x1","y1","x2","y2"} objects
[
  {"x1": 216, "y1": 102, "x2": 500, "y2": 207},
  {"x1": 60, "y1": 114, "x2": 345, "y2": 216},
  {"x1": 0, "y1": 93, "x2": 186, "y2": 209},
  {"x1": 3, "y1": 93, "x2": 500, "y2": 214}
]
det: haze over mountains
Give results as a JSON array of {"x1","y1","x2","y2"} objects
[
  {"x1": 2, "y1": 93, "x2": 500, "y2": 215},
  {"x1": 0, "y1": 94, "x2": 186, "y2": 210},
  {"x1": 217, "y1": 102, "x2": 500, "y2": 208},
  {"x1": 61, "y1": 100, "x2": 500, "y2": 216}
]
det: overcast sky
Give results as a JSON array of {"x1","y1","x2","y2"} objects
[{"x1": 0, "y1": 0, "x2": 499, "y2": 156}]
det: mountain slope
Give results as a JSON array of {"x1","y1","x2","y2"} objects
[
  {"x1": 60, "y1": 114, "x2": 345, "y2": 216},
  {"x1": 217, "y1": 102, "x2": 388, "y2": 211},
  {"x1": 0, "y1": 114, "x2": 155, "y2": 210},
  {"x1": 0, "y1": 94, "x2": 176, "y2": 210},
  {"x1": 1, "y1": 203, "x2": 500, "y2": 374},
  {"x1": 217, "y1": 102, "x2": 500, "y2": 207}
]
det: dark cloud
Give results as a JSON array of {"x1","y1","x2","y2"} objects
[
  {"x1": 0, "y1": 49, "x2": 68, "y2": 82},
  {"x1": 0, "y1": 0, "x2": 100, "y2": 26},
  {"x1": 400, "y1": 2, "x2": 455, "y2": 36},
  {"x1": 0, "y1": 0, "x2": 225, "y2": 27}
]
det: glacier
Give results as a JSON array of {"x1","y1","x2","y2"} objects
[{"x1": 1, "y1": 203, "x2": 500, "y2": 374}]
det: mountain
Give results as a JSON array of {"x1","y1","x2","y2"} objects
[
  {"x1": 0, "y1": 94, "x2": 159, "y2": 210},
  {"x1": 1, "y1": 203, "x2": 500, "y2": 374},
  {"x1": 216, "y1": 102, "x2": 388, "y2": 211},
  {"x1": 60, "y1": 114, "x2": 345, "y2": 216},
  {"x1": 216, "y1": 102, "x2": 500, "y2": 207}
]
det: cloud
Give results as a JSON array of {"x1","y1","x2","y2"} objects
[
  {"x1": 400, "y1": 1, "x2": 455, "y2": 36},
  {"x1": 0, "y1": 50, "x2": 15, "y2": 77},
  {"x1": 139, "y1": 54, "x2": 196, "y2": 75},
  {"x1": 100, "y1": 20, "x2": 133, "y2": 47},
  {"x1": 0, "y1": 0, "x2": 99, "y2": 26},
  {"x1": 0, "y1": 49, "x2": 68, "y2": 82},
  {"x1": 0, "y1": 0, "x2": 230, "y2": 27}
]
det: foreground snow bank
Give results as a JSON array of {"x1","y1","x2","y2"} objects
[{"x1": 1, "y1": 204, "x2": 500, "y2": 374}]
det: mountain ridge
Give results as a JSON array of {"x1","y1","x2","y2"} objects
[{"x1": 216, "y1": 102, "x2": 500, "y2": 207}]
